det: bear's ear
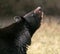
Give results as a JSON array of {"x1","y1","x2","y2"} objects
[{"x1": 14, "y1": 16, "x2": 22, "y2": 22}]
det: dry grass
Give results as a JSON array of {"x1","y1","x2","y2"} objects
[
  {"x1": 0, "y1": 16, "x2": 60, "y2": 54},
  {"x1": 27, "y1": 16, "x2": 60, "y2": 54}
]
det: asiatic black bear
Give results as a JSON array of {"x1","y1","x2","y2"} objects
[{"x1": 0, "y1": 7, "x2": 43, "y2": 54}]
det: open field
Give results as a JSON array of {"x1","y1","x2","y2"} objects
[
  {"x1": 27, "y1": 16, "x2": 60, "y2": 54},
  {"x1": 0, "y1": 16, "x2": 60, "y2": 54}
]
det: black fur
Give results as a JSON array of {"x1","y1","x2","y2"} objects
[{"x1": 0, "y1": 12, "x2": 42, "y2": 54}]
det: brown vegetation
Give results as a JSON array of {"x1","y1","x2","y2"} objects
[{"x1": 27, "y1": 16, "x2": 60, "y2": 54}]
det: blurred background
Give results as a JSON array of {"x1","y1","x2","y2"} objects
[
  {"x1": 0, "y1": 0, "x2": 60, "y2": 54},
  {"x1": 0, "y1": 0, "x2": 60, "y2": 16}
]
